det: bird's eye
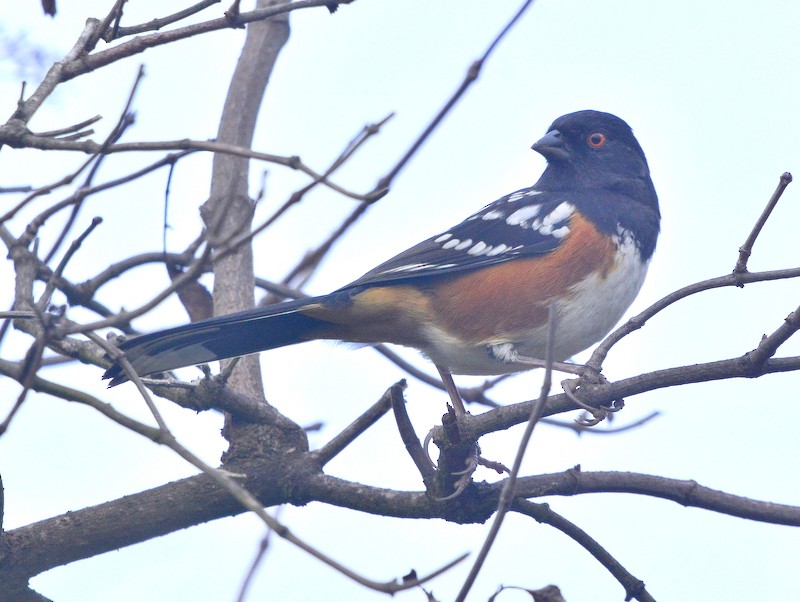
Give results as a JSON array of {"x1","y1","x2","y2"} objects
[{"x1": 587, "y1": 132, "x2": 606, "y2": 148}]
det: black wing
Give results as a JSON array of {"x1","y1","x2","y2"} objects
[{"x1": 344, "y1": 187, "x2": 578, "y2": 289}]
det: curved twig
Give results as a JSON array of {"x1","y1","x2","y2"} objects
[
  {"x1": 586, "y1": 266, "x2": 800, "y2": 372},
  {"x1": 513, "y1": 499, "x2": 656, "y2": 602},
  {"x1": 734, "y1": 172, "x2": 792, "y2": 273}
]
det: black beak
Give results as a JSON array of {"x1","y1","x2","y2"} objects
[{"x1": 532, "y1": 129, "x2": 569, "y2": 161}]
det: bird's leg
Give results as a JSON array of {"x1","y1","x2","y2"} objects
[
  {"x1": 486, "y1": 342, "x2": 583, "y2": 374},
  {"x1": 493, "y1": 342, "x2": 626, "y2": 425},
  {"x1": 428, "y1": 365, "x2": 473, "y2": 497},
  {"x1": 487, "y1": 342, "x2": 619, "y2": 425},
  {"x1": 435, "y1": 364, "x2": 467, "y2": 415},
  {"x1": 429, "y1": 365, "x2": 508, "y2": 500}
]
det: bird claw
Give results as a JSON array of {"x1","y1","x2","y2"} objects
[
  {"x1": 574, "y1": 409, "x2": 608, "y2": 427},
  {"x1": 450, "y1": 450, "x2": 479, "y2": 476},
  {"x1": 434, "y1": 474, "x2": 471, "y2": 501},
  {"x1": 431, "y1": 444, "x2": 509, "y2": 501},
  {"x1": 422, "y1": 428, "x2": 439, "y2": 470},
  {"x1": 562, "y1": 375, "x2": 624, "y2": 427},
  {"x1": 431, "y1": 446, "x2": 478, "y2": 501},
  {"x1": 433, "y1": 450, "x2": 477, "y2": 501}
]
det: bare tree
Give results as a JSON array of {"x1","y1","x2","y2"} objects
[{"x1": 0, "y1": 2, "x2": 798, "y2": 601}]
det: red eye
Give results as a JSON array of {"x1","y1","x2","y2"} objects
[{"x1": 587, "y1": 132, "x2": 606, "y2": 148}]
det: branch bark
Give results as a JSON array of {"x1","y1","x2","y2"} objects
[
  {"x1": 195, "y1": 0, "x2": 306, "y2": 462},
  {"x1": 3, "y1": 457, "x2": 796, "y2": 590}
]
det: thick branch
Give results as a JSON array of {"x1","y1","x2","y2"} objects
[{"x1": 3, "y1": 460, "x2": 795, "y2": 590}]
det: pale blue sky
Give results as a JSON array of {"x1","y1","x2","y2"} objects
[{"x1": 1, "y1": 1, "x2": 798, "y2": 601}]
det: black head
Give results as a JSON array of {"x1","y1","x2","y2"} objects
[{"x1": 532, "y1": 111, "x2": 657, "y2": 208}]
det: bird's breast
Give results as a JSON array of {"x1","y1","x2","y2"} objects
[{"x1": 420, "y1": 223, "x2": 649, "y2": 375}]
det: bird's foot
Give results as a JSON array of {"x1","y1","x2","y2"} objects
[
  {"x1": 433, "y1": 443, "x2": 509, "y2": 501},
  {"x1": 561, "y1": 373, "x2": 624, "y2": 426}
]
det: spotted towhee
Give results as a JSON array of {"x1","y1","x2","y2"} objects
[{"x1": 104, "y1": 110, "x2": 660, "y2": 411}]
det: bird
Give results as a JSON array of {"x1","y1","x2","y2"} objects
[{"x1": 104, "y1": 110, "x2": 660, "y2": 414}]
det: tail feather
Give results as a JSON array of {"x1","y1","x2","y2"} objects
[{"x1": 103, "y1": 297, "x2": 329, "y2": 386}]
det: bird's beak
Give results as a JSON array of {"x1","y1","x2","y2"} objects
[{"x1": 532, "y1": 129, "x2": 569, "y2": 161}]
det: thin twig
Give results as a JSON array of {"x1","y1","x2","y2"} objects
[
  {"x1": 277, "y1": 202, "x2": 369, "y2": 292},
  {"x1": 91, "y1": 331, "x2": 171, "y2": 432},
  {"x1": 0, "y1": 335, "x2": 46, "y2": 436},
  {"x1": 105, "y1": 0, "x2": 221, "y2": 40},
  {"x1": 313, "y1": 383, "x2": 396, "y2": 466},
  {"x1": 236, "y1": 506, "x2": 283, "y2": 602},
  {"x1": 162, "y1": 156, "x2": 178, "y2": 253},
  {"x1": 57, "y1": 244, "x2": 213, "y2": 335},
  {"x1": 734, "y1": 171, "x2": 792, "y2": 273},
  {"x1": 57, "y1": 1, "x2": 359, "y2": 83},
  {"x1": 542, "y1": 411, "x2": 661, "y2": 435},
  {"x1": 389, "y1": 380, "x2": 436, "y2": 483},
  {"x1": 43, "y1": 66, "x2": 145, "y2": 263},
  {"x1": 743, "y1": 302, "x2": 800, "y2": 369},
  {"x1": 10, "y1": 19, "x2": 100, "y2": 124},
  {"x1": 586, "y1": 265, "x2": 800, "y2": 373},
  {"x1": 466, "y1": 353, "x2": 800, "y2": 441},
  {"x1": 15, "y1": 150, "x2": 195, "y2": 245},
  {"x1": 84, "y1": 0, "x2": 127, "y2": 51},
  {"x1": 373, "y1": 0, "x2": 537, "y2": 193},
  {"x1": 0, "y1": 134, "x2": 372, "y2": 201},
  {"x1": 36, "y1": 217, "x2": 103, "y2": 312},
  {"x1": 0, "y1": 148, "x2": 117, "y2": 227},
  {"x1": 78, "y1": 248, "x2": 200, "y2": 300},
  {"x1": 513, "y1": 500, "x2": 656, "y2": 602},
  {"x1": 33, "y1": 115, "x2": 102, "y2": 138},
  {"x1": 455, "y1": 303, "x2": 555, "y2": 602},
  {"x1": 229, "y1": 113, "x2": 394, "y2": 262}
]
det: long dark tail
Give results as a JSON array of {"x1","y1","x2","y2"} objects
[{"x1": 103, "y1": 297, "x2": 329, "y2": 386}]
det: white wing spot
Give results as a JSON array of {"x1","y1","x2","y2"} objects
[
  {"x1": 434, "y1": 233, "x2": 452, "y2": 243},
  {"x1": 542, "y1": 202, "x2": 575, "y2": 226},
  {"x1": 454, "y1": 238, "x2": 473, "y2": 251},
  {"x1": 528, "y1": 202, "x2": 575, "y2": 235},
  {"x1": 468, "y1": 241, "x2": 489, "y2": 255},
  {"x1": 507, "y1": 189, "x2": 541, "y2": 202},
  {"x1": 482, "y1": 209, "x2": 505, "y2": 220},
  {"x1": 486, "y1": 244, "x2": 509, "y2": 256},
  {"x1": 506, "y1": 205, "x2": 541, "y2": 226},
  {"x1": 442, "y1": 238, "x2": 461, "y2": 249}
]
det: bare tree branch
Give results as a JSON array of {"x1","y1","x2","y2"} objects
[
  {"x1": 513, "y1": 500, "x2": 656, "y2": 602},
  {"x1": 1, "y1": 2, "x2": 797, "y2": 599},
  {"x1": 734, "y1": 171, "x2": 792, "y2": 273}
]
